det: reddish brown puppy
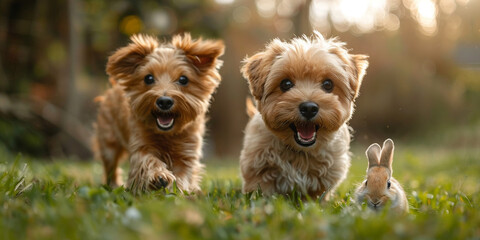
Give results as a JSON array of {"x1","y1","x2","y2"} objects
[{"x1": 93, "y1": 34, "x2": 224, "y2": 194}]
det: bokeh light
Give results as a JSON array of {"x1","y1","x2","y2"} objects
[
  {"x1": 215, "y1": 0, "x2": 235, "y2": 5},
  {"x1": 404, "y1": 0, "x2": 439, "y2": 36},
  {"x1": 440, "y1": 0, "x2": 457, "y2": 15},
  {"x1": 310, "y1": 0, "x2": 395, "y2": 34},
  {"x1": 147, "y1": 8, "x2": 177, "y2": 34},
  {"x1": 120, "y1": 15, "x2": 143, "y2": 35},
  {"x1": 256, "y1": 0, "x2": 277, "y2": 18}
]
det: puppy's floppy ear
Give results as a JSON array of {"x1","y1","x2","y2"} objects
[
  {"x1": 172, "y1": 33, "x2": 225, "y2": 73},
  {"x1": 241, "y1": 39, "x2": 284, "y2": 100},
  {"x1": 106, "y1": 34, "x2": 158, "y2": 79},
  {"x1": 241, "y1": 53, "x2": 267, "y2": 100},
  {"x1": 328, "y1": 40, "x2": 369, "y2": 100},
  {"x1": 350, "y1": 54, "x2": 369, "y2": 99}
]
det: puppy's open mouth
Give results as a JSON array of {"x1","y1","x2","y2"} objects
[
  {"x1": 290, "y1": 123, "x2": 319, "y2": 147},
  {"x1": 153, "y1": 112, "x2": 175, "y2": 131}
]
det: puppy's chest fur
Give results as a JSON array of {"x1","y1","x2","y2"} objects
[{"x1": 241, "y1": 114, "x2": 351, "y2": 197}]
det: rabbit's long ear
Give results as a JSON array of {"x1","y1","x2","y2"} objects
[
  {"x1": 366, "y1": 143, "x2": 381, "y2": 169},
  {"x1": 380, "y1": 139, "x2": 394, "y2": 171}
]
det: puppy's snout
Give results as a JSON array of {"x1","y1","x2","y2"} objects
[
  {"x1": 156, "y1": 96, "x2": 174, "y2": 110},
  {"x1": 299, "y1": 102, "x2": 319, "y2": 119}
]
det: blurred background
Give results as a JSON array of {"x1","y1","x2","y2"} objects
[{"x1": 0, "y1": 0, "x2": 479, "y2": 160}]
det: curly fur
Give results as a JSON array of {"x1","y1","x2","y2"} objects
[
  {"x1": 93, "y1": 33, "x2": 224, "y2": 194},
  {"x1": 240, "y1": 31, "x2": 368, "y2": 199}
]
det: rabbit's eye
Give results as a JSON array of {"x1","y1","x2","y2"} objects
[
  {"x1": 387, "y1": 180, "x2": 391, "y2": 189},
  {"x1": 365, "y1": 180, "x2": 368, "y2": 186}
]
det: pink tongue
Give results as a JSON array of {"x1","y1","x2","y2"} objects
[
  {"x1": 157, "y1": 116, "x2": 173, "y2": 125},
  {"x1": 297, "y1": 123, "x2": 316, "y2": 140}
]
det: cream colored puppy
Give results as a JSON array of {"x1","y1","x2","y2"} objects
[{"x1": 240, "y1": 32, "x2": 368, "y2": 199}]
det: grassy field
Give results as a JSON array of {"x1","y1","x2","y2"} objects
[{"x1": 1, "y1": 129, "x2": 479, "y2": 239}]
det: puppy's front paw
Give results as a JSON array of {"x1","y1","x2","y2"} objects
[{"x1": 149, "y1": 171, "x2": 176, "y2": 190}]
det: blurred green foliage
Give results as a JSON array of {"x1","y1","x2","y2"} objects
[{"x1": 0, "y1": 119, "x2": 46, "y2": 156}]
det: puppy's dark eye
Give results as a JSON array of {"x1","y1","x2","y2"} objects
[
  {"x1": 178, "y1": 75, "x2": 189, "y2": 86},
  {"x1": 144, "y1": 74, "x2": 155, "y2": 85},
  {"x1": 280, "y1": 79, "x2": 294, "y2": 92},
  {"x1": 322, "y1": 79, "x2": 334, "y2": 92},
  {"x1": 387, "y1": 180, "x2": 391, "y2": 189},
  {"x1": 365, "y1": 180, "x2": 368, "y2": 186}
]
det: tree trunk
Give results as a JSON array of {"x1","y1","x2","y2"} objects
[{"x1": 66, "y1": 0, "x2": 83, "y2": 119}]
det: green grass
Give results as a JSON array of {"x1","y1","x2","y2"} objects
[{"x1": 0, "y1": 140, "x2": 479, "y2": 240}]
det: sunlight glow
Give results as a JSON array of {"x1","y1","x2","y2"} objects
[
  {"x1": 262, "y1": 0, "x2": 455, "y2": 36},
  {"x1": 385, "y1": 13, "x2": 400, "y2": 31},
  {"x1": 440, "y1": 0, "x2": 456, "y2": 15},
  {"x1": 256, "y1": 0, "x2": 277, "y2": 18},
  {"x1": 405, "y1": 0, "x2": 438, "y2": 36},
  {"x1": 417, "y1": 0, "x2": 437, "y2": 23},
  {"x1": 309, "y1": 0, "x2": 331, "y2": 33},
  {"x1": 310, "y1": 0, "x2": 391, "y2": 34},
  {"x1": 456, "y1": 0, "x2": 470, "y2": 5},
  {"x1": 215, "y1": 0, "x2": 235, "y2": 5},
  {"x1": 277, "y1": 0, "x2": 305, "y2": 17}
]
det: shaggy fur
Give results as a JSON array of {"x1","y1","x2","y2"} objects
[
  {"x1": 240, "y1": 31, "x2": 368, "y2": 199},
  {"x1": 355, "y1": 139, "x2": 409, "y2": 213},
  {"x1": 93, "y1": 33, "x2": 224, "y2": 194}
]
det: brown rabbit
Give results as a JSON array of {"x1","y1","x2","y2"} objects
[{"x1": 355, "y1": 139, "x2": 409, "y2": 213}]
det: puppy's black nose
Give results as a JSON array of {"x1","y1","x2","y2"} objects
[
  {"x1": 299, "y1": 102, "x2": 319, "y2": 119},
  {"x1": 156, "y1": 96, "x2": 174, "y2": 110}
]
